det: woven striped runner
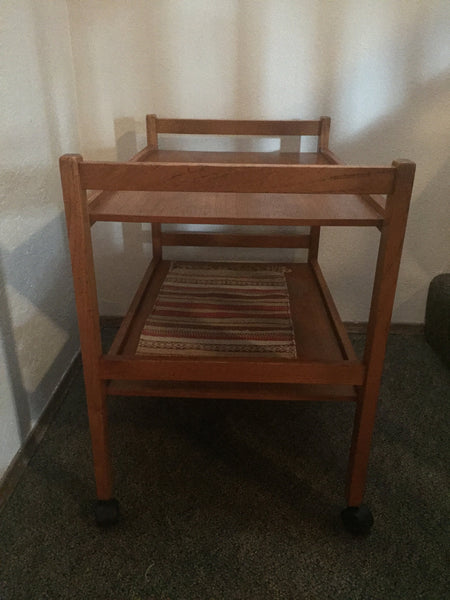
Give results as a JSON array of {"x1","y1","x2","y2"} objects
[{"x1": 137, "y1": 262, "x2": 297, "y2": 359}]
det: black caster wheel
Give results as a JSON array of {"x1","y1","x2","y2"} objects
[
  {"x1": 341, "y1": 505, "x2": 374, "y2": 535},
  {"x1": 94, "y1": 498, "x2": 120, "y2": 526}
]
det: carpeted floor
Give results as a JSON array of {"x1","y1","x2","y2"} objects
[{"x1": 0, "y1": 332, "x2": 449, "y2": 599}]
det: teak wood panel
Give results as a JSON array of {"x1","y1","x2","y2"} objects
[
  {"x1": 88, "y1": 191, "x2": 383, "y2": 226},
  {"x1": 138, "y1": 149, "x2": 329, "y2": 164},
  {"x1": 159, "y1": 232, "x2": 311, "y2": 248},
  {"x1": 309, "y1": 259, "x2": 357, "y2": 362},
  {"x1": 79, "y1": 161, "x2": 396, "y2": 195},
  {"x1": 107, "y1": 380, "x2": 357, "y2": 402},
  {"x1": 100, "y1": 356, "x2": 365, "y2": 386},
  {"x1": 156, "y1": 118, "x2": 323, "y2": 136}
]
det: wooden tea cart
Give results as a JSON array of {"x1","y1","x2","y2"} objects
[{"x1": 59, "y1": 116, "x2": 415, "y2": 533}]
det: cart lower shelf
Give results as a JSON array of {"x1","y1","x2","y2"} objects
[{"x1": 104, "y1": 259, "x2": 361, "y2": 402}]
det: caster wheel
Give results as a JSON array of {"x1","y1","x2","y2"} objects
[
  {"x1": 94, "y1": 498, "x2": 120, "y2": 526},
  {"x1": 341, "y1": 505, "x2": 374, "y2": 535}
]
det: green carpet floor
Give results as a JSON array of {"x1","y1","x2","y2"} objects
[{"x1": 0, "y1": 333, "x2": 449, "y2": 599}]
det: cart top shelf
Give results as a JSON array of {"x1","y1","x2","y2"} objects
[
  {"x1": 86, "y1": 149, "x2": 386, "y2": 227},
  {"x1": 88, "y1": 189, "x2": 383, "y2": 226}
]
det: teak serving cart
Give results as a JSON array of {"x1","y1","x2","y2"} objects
[{"x1": 59, "y1": 116, "x2": 415, "y2": 534}]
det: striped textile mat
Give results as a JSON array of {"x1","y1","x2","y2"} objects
[{"x1": 136, "y1": 262, "x2": 297, "y2": 359}]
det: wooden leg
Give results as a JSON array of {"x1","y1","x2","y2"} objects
[
  {"x1": 342, "y1": 161, "x2": 415, "y2": 533},
  {"x1": 340, "y1": 386, "x2": 378, "y2": 534},
  {"x1": 86, "y1": 379, "x2": 120, "y2": 525},
  {"x1": 346, "y1": 385, "x2": 380, "y2": 507},
  {"x1": 85, "y1": 379, "x2": 113, "y2": 501},
  {"x1": 60, "y1": 155, "x2": 119, "y2": 525}
]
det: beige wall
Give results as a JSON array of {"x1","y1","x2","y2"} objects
[
  {"x1": 67, "y1": 0, "x2": 450, "y2": 322},
  {"x1": 0, "y1": 1, "x2": 80, "y2": 479}
]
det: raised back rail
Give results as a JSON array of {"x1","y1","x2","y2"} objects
[
  {"x1": 154, "y1": 118, "x2": 322, "y2": 137},
  {"x1": 147, "y1": 114, "x2": 331, "y2": 152}
]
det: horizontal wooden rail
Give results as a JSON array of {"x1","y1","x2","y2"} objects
[
  {"x1": 310, "y1": 259, "x2": 358, "y2": 362},
  {"x1": 362, "y1": 194, "x2": 386, "y2": 215},
  {"x1": 319, "y1": 148, "x2": 341, "y2": 165},
  {"x1": 79, "y1": 162, "x2": 396, "y2": 195},
  {"x1": 321, "y1": 149, "x2": 386, "y2": 221},
  {"x1": 156, "y1": 118, "x2": 322, "y2": 136},
  {"x1": 86, "y1": 145, "x2": 155, "y2": 217},
  {"x1": 100, "y1": 356, "x2": 366, "y2": 386},
  {"x1": 107, "y1": 258, "x2": 160, "y2": 356},
  {"x1": 160, "y1": 232, "x2": 310, "y2": 248}
]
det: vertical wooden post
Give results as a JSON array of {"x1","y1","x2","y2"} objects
[
  {"x1": 151, "y1": 223, "x2": 162, "y2": 262},
  {"x1": 308, "y1": 117, "x2": 331, "y2": 262},
  {"x1": 307, "y1": 226, "x2": 321, "y2": 262},
  {"x1": 317, "y1": 116, "x2": 331, "y2": 152},
  {"x1": 346, "y1": 160, "x2": 415, "y2": 506},
  {"x1": 59, "y1": 154, "x2": 113, "y2": 501},
  {"x1": 146, "y1": 115, "x2": 162, "y2": 261},
  {"x1": 146, "y1": 114, "x2": 158, "y2": 149}
]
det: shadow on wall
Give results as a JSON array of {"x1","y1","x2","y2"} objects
[
  {"x1": 0, "y1": 248, "x2": 30, "y2": 443},
  {"x1": 0, "y1": 214, "x2": 80, "y2": 446}
]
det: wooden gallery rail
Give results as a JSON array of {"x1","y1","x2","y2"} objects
[{"x1": 59, "y1": 116, "x2": 415, "y2": 534}]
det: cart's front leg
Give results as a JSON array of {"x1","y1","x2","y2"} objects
[
  {"x1": 86, "y1": 379, "x2": 119, "y2": 526},
  {"x1": 342, "y1": 387, "x2": 377, "y2": 534},
  {"x1": 341, "y1": 160, "x2": 414, "y2": 535}
]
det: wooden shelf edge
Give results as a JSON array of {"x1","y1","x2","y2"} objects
[
  {"x1": 104, "y1": 260, "x2": 365, "y2": 387},
  {"x1": 309, "y1": 259, "x2": 358, "y2": 362},
  {"x1": 100, "y1": 355, "x2": 365, "y2": 386},
  {"x1": 108, "y1": 257, "x2": 161, "y2": 356},
  {"x1": 106, "y1": 379, "x2": 357, "y2": 402}
]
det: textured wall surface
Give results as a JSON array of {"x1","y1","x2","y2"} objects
[
  {"x1": 67, "y1": 0, "x2": 450, "y2": 322},
  {"x1": 0, "y1": 1, "x2": 80, "y2": 479}
]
